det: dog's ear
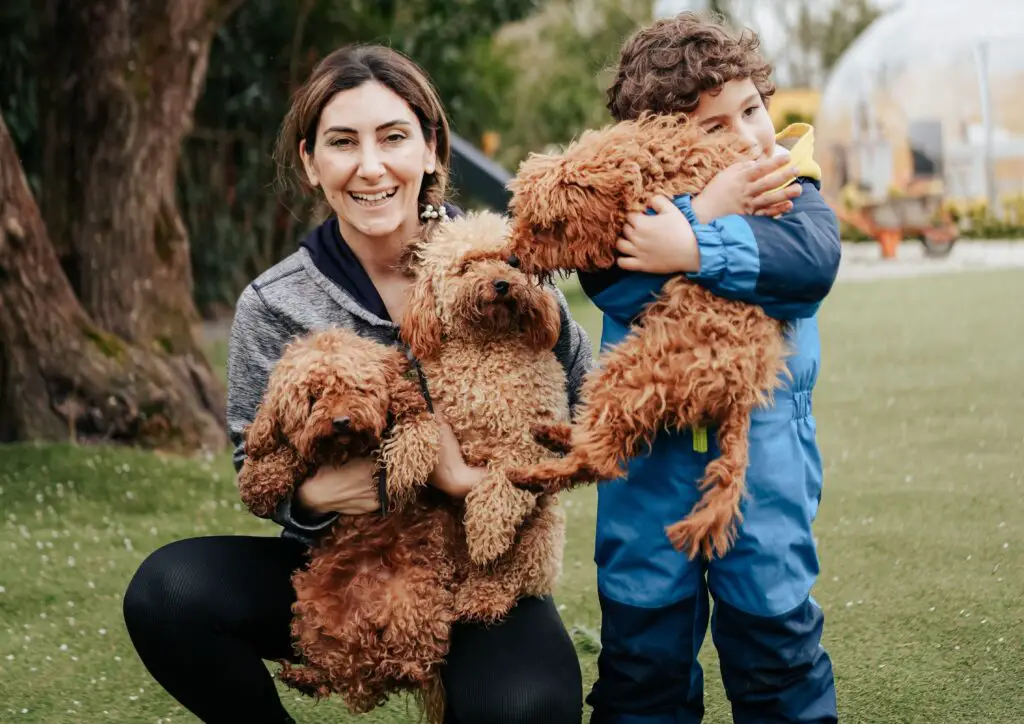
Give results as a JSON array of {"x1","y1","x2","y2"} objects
[
  {"x1": 382, "y1": 351, "x2": 426, "y2": 421},
  {"x1": 400, "y1": 274, "x2": 443, "y2": 360},
  {"x1": 275, "y1": 376, "x2": 316, "y2": 448},
  {"x1": 525, "y1": 290, "x2": 563, "y2": 352},
  {"x1": 244, "y1": 402, "x2": 281, "y2": 458},
  {"x1": 621, "y1": 160, "x2": 645, "y2": 202}
]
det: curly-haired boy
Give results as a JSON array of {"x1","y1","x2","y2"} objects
[{"x1": 579, "y1": 12, "x2": 841, "y2": 724}]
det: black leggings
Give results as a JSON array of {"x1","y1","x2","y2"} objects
[{"x1": 123, "y1": 535, "x2": 583, "y2": 724}]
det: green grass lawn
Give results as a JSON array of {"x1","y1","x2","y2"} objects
[{"x1": 2, "y1": 270, "x2": 1022, "y2": 723}]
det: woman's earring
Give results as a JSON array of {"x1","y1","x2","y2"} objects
[{"x1": 420, "y1": 203, "x2": 448, "y2": 222}]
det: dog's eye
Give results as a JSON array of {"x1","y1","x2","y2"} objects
[{"x1": 507, "y1": 254, "x2": 520, "y2": 269}]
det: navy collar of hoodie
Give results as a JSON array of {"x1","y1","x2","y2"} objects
[{"x1": 299, "y1": 204, "x2": 462, "y2": 322}]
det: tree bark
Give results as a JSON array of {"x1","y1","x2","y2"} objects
[
  {"x1": 0, "y1": 112, "x2": 226, "y2": 450},
  {"x1": 38, "y1": 0, "x2": 242, "y2": 356}
]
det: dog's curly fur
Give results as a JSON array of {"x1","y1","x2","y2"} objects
[
  {"x1": 238, "y1": 329, "x2": 434, "y2": 517},
  {"x1": 504, "y1": 113, "x2": 790, "y2": 560},
  {"x1": 236, "y1": 211, "x2": 573, "y2": 717},
  {"x1": 237, "y1": 328, "x2": 453, "y2": 714},
  {"x1": 392, "y1": 210, "x2": 571, "y2": 622}
]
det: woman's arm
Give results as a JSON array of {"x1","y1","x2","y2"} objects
[
  {"x1": 550, "y1": 286, "x2": 594, "y2": 414},
  {"x1": 227, "y1": 286, "x2": 343, "y2": 534}
]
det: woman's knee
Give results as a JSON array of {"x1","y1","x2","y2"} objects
[
  {"x1": 122, "y1": 538, "x2": 210, "y2": 638},
  {"x1": 447, "y1": 668, "x2": 582, "y2": 724},
  {"x1": 515, "y1": 686, "x2": 583, "y2": 724},
  {"x1": 450, "y1": 689, "x2": 582, "y2": 724}
]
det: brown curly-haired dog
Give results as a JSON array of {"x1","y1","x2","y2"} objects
[
  {"x1": 238, "y1": 328, "x2": 436, "y2": 517},
  {"x1": 237, "y1": 327, "x2": 454, "y2": 715},
  {"x1": 504, "y1": 113, "x2": 790, "y2": 560},
  {"x1": 393, "y1": 210, "x2": 571, "y2": 622}
]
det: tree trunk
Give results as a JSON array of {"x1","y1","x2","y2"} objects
[
  {"x1": 0, "y1": 112, "x2": 226, "y2": 450},
  {"x1": 38, "y1": 0, "x2": 241, "y2": 356}
]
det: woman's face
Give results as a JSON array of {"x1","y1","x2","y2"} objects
[{"x1": 300, "y1": 80, "x2": 437, "y2": 239}]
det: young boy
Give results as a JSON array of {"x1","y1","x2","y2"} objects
[{"x1": 578, "y1": 13, "x2": 841, "y2": 724}]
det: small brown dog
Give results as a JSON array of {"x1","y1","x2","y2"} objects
[
  {"x1": 237, "y1": 328, "x2": 454, "y2": 715},
  {"x1": 505, "y1": 113, "x2": 789, "y2": 560},
  {"x1": 238, "y1": 328, "x2": 436, "y2": 517},
  {"x1": 393, "y1": 209, "x2": 571, "y2": 621}
]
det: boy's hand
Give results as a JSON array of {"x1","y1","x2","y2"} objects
[
  {"x1": 616, "y1": 195, "x2": 700, "y2": 274},
  {"x1": 691, "y1": 154, "x2": 803, "y2": 224}
]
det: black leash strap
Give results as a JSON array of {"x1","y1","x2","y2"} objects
[
  {"x1": 377, "y1": 409, "x2": 395, "y2": 516},
  {"x1": 407, "y1": 347, "x2": 434, "y2": 414}
]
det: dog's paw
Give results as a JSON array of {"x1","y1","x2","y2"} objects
[
  {"x1": 454, "y1": 578, "x2": 518, "y2": 623},
  {"x1": 464, "y1": 476, "x2": 536, "y2": 564},
  {"x1": 507, "y1": 454, "x2": 596, "y2": 495},
  {"x1": 530, "y1": 422, "x2": 573, "y2": 455},
  {"x1": 506, "y1": 467, "x2": 560, "y2": 495}
]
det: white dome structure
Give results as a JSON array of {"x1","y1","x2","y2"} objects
[{"x1": 815, "y1": 0, "x2": 1024, "y2": 210}]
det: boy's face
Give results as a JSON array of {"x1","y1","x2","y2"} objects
[{"x1": 692, "y1": 78, "x2": 775, "y2": 160}]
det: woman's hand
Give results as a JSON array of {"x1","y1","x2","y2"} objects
[
  {"x1": 295, "y1": 457, "x2": 380, "y2": 515},
  {"x1": 428, "y1": 419, "x2": 486, "y2": 499}
]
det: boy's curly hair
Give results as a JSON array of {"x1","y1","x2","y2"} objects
[{"x1": 607, "y1": 12, "x2": 775, "y2": 122}]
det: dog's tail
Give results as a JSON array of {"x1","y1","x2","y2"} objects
[
  {"x1": 275, "y1": 659, "x2": 333, "y2": 699},
  {"x1": 415, "y1": 674, "x2": 446, "y2": 724},
  {"x1": 665, "y1": 406, "x2": 752, "y2": 560}
]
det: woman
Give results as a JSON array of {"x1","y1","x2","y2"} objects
[{"x1": 122, "y1": 45, "x2": 592, "y2": 724}]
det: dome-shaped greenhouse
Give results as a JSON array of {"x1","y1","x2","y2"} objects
[{"x1": 815, "y1": 0, "x2": 1024, "y2": 217}]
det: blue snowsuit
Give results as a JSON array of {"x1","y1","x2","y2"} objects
[{"x1": 579, "y1": 129, "x2": 842, "y2": 723}]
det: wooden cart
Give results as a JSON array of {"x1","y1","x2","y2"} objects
[{"x1": 833, "y1": 192, "x2": 959, "y2": 259}]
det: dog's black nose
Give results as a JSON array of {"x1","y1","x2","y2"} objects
[
  {"x1": 507, "y1": 254, "x2": 520, "y2": 268},
  {"x1": 332, "y1": 416, "x2": 351, "y2": 433},
  {"x1": 494, "y1": 280, "x2": 510, "y2": 296}
]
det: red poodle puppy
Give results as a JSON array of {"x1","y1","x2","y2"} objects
[
  {"x1": 392, "y1": 210, "x2": 572, "y2": 622},
  {"x1": 505, "y1": 113, "x2": 790, "y2": 559},
  {"x1": 237, "y1": 327, "x2": 452, "y2": 715}
]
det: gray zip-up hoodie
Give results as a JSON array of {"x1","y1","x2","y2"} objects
[{"x1": 226, "y1": 247, "x2": 593, "y2": 545}]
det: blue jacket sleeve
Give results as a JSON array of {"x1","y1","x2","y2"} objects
[
  {"x1": 677, "y1": 179, "x2": 841, "y2": 319},
  {"x1": 583, "y1": 179, "x2": 841, "y2": 324}
]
